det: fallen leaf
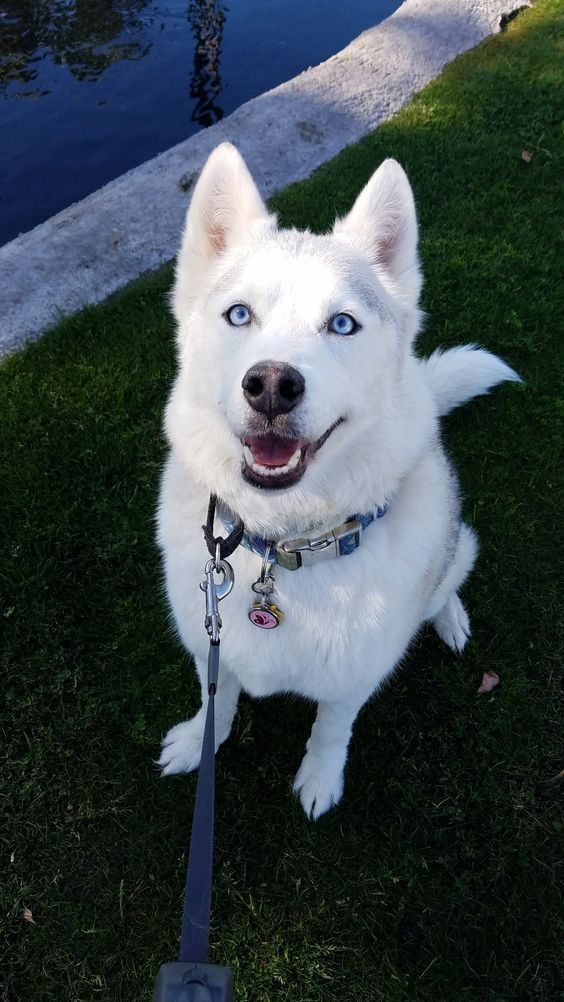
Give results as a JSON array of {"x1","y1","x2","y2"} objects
[
  {"x1": 23, "y1": 908, "x2": 37, "y2": 925},
  {"x1": 10, "y1": 851, "x2": 15, "y2": 864},
  {"x1": 521, "y1": 150, "x2": 532, "y2": 162},
  {"x1": 478, "y1": 671, "x2": 500, "y2": 694}
]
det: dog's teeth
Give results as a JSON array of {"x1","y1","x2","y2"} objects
[
  {"x1": 243, "y1": 445, "x2": 253, "y2": 466},
  {"x1": 287, "y1": 448, "x2": 301, "y2": 471},
  {"x1": 252, "y1": 462, "x2": 291, "y2": 477}
]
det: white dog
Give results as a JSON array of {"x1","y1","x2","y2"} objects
[{"x1": 156, "y1": 143, "x2": 518, "y2": 819}]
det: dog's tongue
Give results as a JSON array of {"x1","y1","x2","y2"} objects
[{"x1": 247, "y1": 435, "x2": 301, "y2": 468}]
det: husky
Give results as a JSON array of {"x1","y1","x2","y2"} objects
[{"x1": 156, "y1": 143, "x2": 519, "y2": 819}]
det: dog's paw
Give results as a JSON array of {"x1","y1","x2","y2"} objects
[
  {"x1": 433, "y1": 593, "x2": 470, "y2": 653},
  {"x1": 157, "y1": 717, "x2": 205, "y2": 776},
  {"x1": 293, "y1": 752, "x2": 344, "y2": 821}
]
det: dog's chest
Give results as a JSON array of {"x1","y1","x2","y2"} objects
[{"x1": 174, "y1": 530, "x2": 429, "y2": 702}]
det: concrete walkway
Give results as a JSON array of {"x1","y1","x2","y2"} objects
[{"x1": 0, "y1": 0, "x2": 516, "y2": 355}]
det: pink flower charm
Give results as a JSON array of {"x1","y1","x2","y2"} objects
[{"x1": 249, "y1": 607, "x2": 280, "y2": 629}]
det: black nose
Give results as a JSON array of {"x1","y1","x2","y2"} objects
[{"x1": 242, "y1": 361, "x2": 305, "y2": 419}]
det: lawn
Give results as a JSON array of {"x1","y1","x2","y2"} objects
[{"x1": 1, "y1": 2, "x2": 562, "y2": 999}]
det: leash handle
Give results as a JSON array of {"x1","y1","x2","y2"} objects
[{"x1": 153, "y1": 961, "x2": 234, "y2": 1001}]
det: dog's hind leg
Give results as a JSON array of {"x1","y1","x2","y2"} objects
[
  {"x1": 158, "y1": 658, "x2": 241, "y2": 775},
  {"x1": 432, "y1": 593, "x2": 471, "y2": 653},
  {"x1": 425, "y1": 523, "x2": 478, "y2": 654}
]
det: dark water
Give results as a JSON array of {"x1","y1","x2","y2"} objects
[{"x1": 0, "y1": 1, "x2": 398, "y2": 246}]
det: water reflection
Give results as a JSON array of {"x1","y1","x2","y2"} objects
[
  {"x1": 1, "y1": 0, "x2": 229, "y2": 118},
  {"x1": 188, "y1": 0, "x2": 226, "y2": 127},
  {"x1": 0, "y1": 0, "x2": 153, "y2": 92},
  {"x1": 0, "y1": 0, "x2": 398, "y2": 246}
]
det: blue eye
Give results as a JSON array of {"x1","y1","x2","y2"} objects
[
  {"x1": 226, "y1": 304, "x2": 251, "y2": 327},
  {"x1": 329, "y1": 313, "x2": 358, "y2": 336}
]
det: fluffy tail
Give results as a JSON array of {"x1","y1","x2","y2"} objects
[{"x1": 422, "y1": 344, "x2": 521, "y2": 416}]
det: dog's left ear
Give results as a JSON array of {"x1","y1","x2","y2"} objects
[{"x1": 333, "y1": 159, "x2": 421, "y2": 309}]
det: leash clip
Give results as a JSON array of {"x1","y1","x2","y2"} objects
[{"x1": 200, "y1": 558, "x2": 234, "y2": 643}]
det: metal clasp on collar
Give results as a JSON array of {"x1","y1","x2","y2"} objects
[{"x1": 278, "y1": 518, "x2": 362, "y2": 569}]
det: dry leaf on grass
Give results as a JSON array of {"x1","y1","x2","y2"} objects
[
  {"x1": 521, "y1": 150, "x2": 532, "y2": 162},
  {"x1": 23, "y1": 908, "x2": 37, "y2": 925},
  {"x1": 478, "y1": 671, "x2": 500, "y2": 694}
]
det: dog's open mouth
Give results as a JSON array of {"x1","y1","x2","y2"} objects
[{"x1": 242, "y1": 418, "x2": 344, "y2": 489}]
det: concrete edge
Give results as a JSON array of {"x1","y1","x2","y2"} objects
[{"x1": 0, "y1": 0, "x2": 523, "y2": 356}]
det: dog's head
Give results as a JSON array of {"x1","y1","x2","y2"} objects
[{"x1": 166, "y1": 143, "x2": 437, "y2": 537}]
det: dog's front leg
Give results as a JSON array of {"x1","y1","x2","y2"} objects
[
  {"x1": 293, "y1": 696, "x2": 366, "y2": 820},
  {"x1": 158, "y1": 658, "x2": 241, "y2": 776}
]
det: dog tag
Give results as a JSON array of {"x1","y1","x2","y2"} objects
[
  {"x1": 248, "y1": 600, "x2": 283, "y2": 629},
  {"x1": 249, "y1": 549, "x2": 284, "y2": 628}
]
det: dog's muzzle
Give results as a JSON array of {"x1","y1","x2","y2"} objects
[{"x1": 241, "y1": 417, "x2": 345, "y2": 490}]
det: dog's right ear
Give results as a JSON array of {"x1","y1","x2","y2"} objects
[
  {"x1": 173, "y1": 144, "x2": 271, "y2": 321},
  {"x1": 182, "y1": 143, "x2": 269, "y2": 259}
]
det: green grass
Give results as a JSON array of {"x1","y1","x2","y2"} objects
[{"x1": 1, "y1": 3, "x2": 563, "y2": 999}]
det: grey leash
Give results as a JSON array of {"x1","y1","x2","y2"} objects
[{"x1": 153, "y1": 500, "x2": 238, "y2": 1001}]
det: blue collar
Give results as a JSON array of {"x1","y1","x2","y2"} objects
[{"x1": 220, "y1": 504, "x2": 387, "y2": 571}]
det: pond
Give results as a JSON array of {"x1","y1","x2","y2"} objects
[{"x1": 0, "y1": 0, "x2": 399, "y2": 246}]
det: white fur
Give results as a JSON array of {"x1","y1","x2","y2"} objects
[
  {"x1": 422, "y1": 344, "x2": 520, "y2": 416},
  {"x1": 156, "y1": 143, "x2": 519, "y2": 819}
]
